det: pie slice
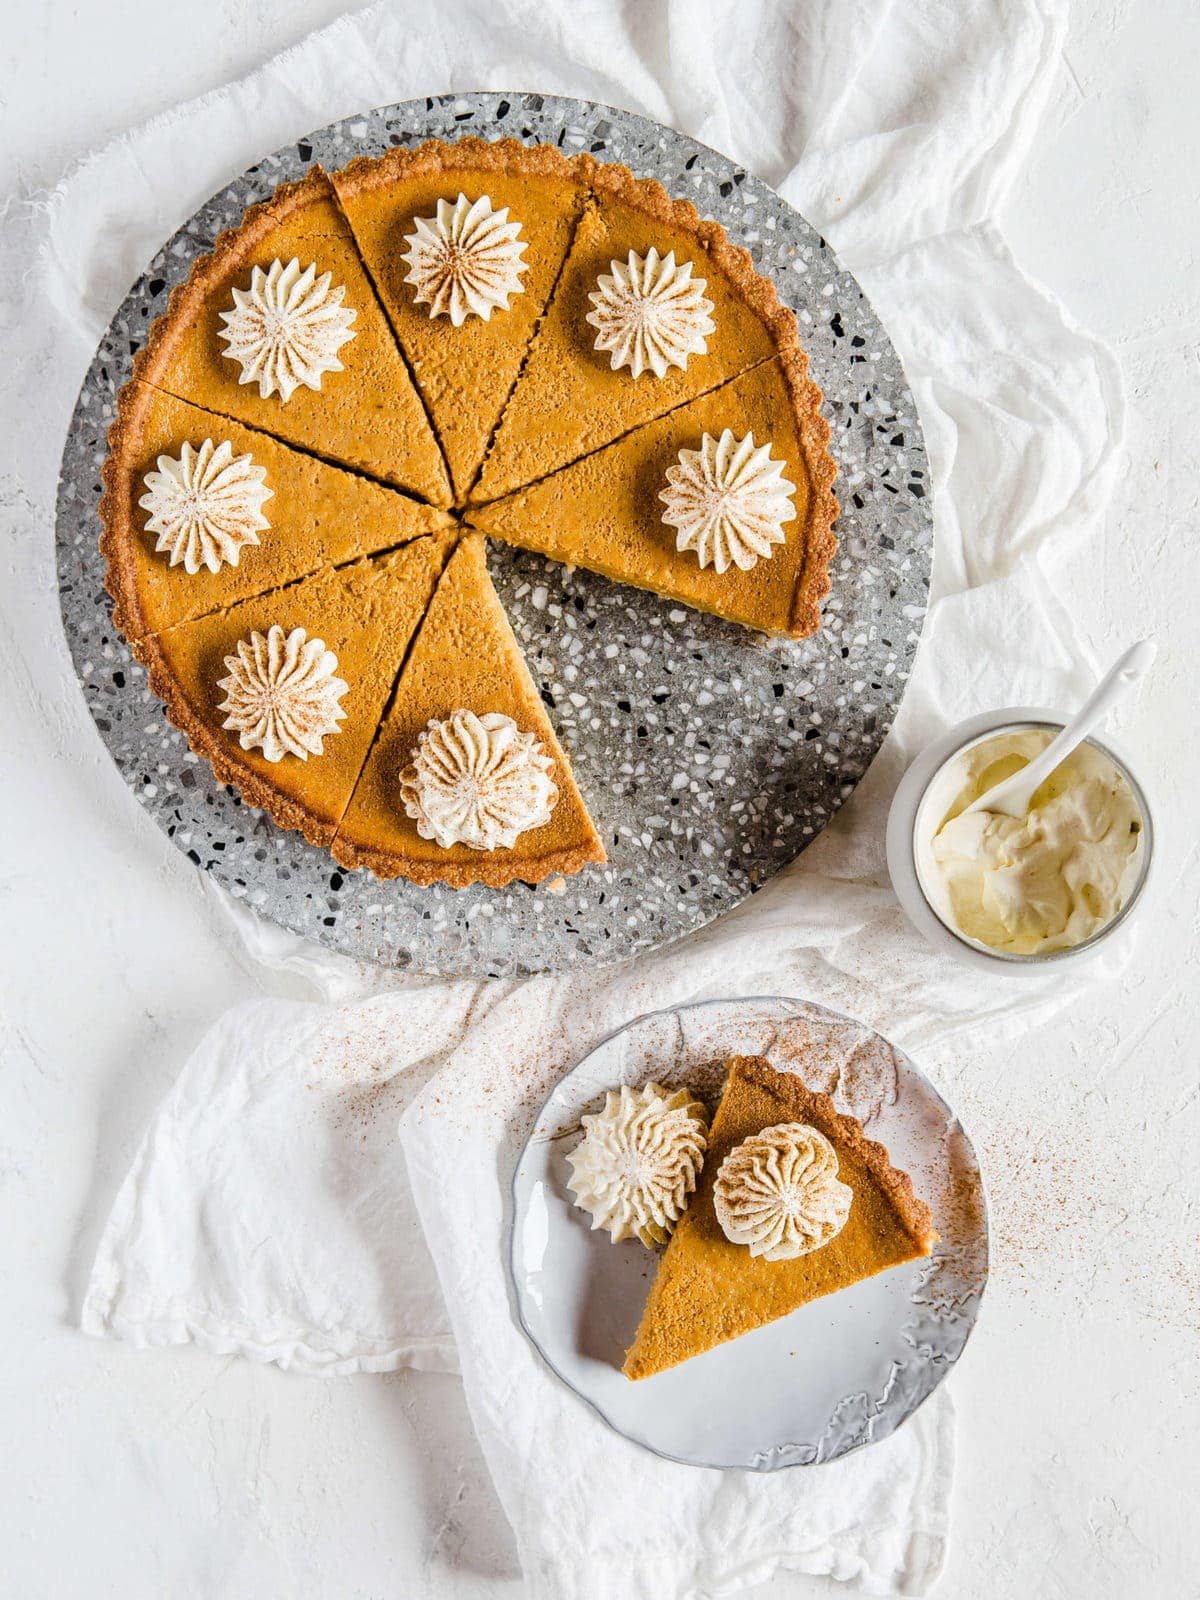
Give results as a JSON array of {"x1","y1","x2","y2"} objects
[
  {"x1": 333, "y1": 533, "x2": 606, "y2": 885},
  {"x1": 471, "y1": 160, "x2": 800, "y2": 502},
  {"x1": 332, "y1": 139, "x2": 595, "y2": 501},
  {"x1": 132, "y1": 529, "x2": 457, "y2": 847},
  {"x1": 101, "y1": 385, "x2": 454, "y2": 639},
  {"x1": 133, "y1": 167, "x2": 452, "y2": 504},
  {"x1": 467, "y1": 359, "x2": 837, "y2": 637},
  {"x1": 622, "y1": 1055, "x2": 937, "y2": 1380}
]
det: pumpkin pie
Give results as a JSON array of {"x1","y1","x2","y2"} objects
[
  {"x1": 471, "y1": 160, "x2": 811, "y2": 503},
  {"x1": 101, "y1": 384, "x2": 454, "y2": 639},
  {"x1": 332, "y1": 140, "x2": 595, "y2": 501},
  {"x1": 467, "y1": 358, "x2": 836, "y2": 636},
  {"x1": 101, "y1": 138, "x2": 841, "y2": 888},
  {"x1": 131, "y1": 167, "x2": 452, "y2": 504},
  {"x1": 332, "y1": 533, "x2": 606, "y2": 885},
  {"x1": 131, "y1": 531, "x2": 456, "y2": 847},
  {"x1": 622, "y1": 1055, "x2": 937, "y2": 1380}
]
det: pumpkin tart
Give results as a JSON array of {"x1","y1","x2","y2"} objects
[
  {"x1": 132, "y1": 531, "x2": 456, "y2": 847},
  {"x1": 132, "y1": 167, "x2": 452, "y2": 504},
  {"x1": 467, "y1": 358, "x2": 837, "y2": 636},
  {"x1": 332, "y1": 140, "x2": 595, "y2": 501},
  {"x1": 332, "y1": 533, "x2": 606, "y2": 885},
  {"x1": 101, "y1": 385, "x2": 453, "y2": 639},
  {"x1": 471, "y1": 160, "x2": 812, "y2": 503},
  {"x1": 101, "y1": 138, "x2": 843, "y2": 886},
  {"x1": 623, "y1": 1055, "x2": 937, "y2": 1380}
]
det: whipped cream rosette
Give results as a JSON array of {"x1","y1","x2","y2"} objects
[
  {"x1": 139, "y1": 438, "x2": 272, "y2": 575},
  {"x1": 566, "y1": 1082, "x2": 709, "y2": 1247},
  {"x1": 217, "y1": 625, "x2": 348, "y2": 763},
  {"x1": 586, "y1": 247, "x2": 715, "y2": 379},
  {"x1": 714, "y1": 1122, "x2": 853, "y2": 1261},
  {"x1": 402, "y1": 193, "x2": 529, "y2": 325},
  {"x1": 218, "y1": 257, "x2": 357, "y2": 402},
  {"x1": 399, "y1": 709, "x2": 558, "y2": 851},
  {"x1": 660, "y1": 428, "x2": 796, "y2": 574}
]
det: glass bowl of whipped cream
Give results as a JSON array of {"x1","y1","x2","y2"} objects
[{"x1": 886, "y1": 709, "x2": 1154, "y2": 972}]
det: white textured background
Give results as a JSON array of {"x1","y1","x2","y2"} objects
[{"x1": 2, "y1": 2, "x2": 1198, "y2": 1596}]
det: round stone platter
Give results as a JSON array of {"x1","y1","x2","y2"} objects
[{"x1": 56, "y1": 92, "x2": 933, "y2": 978}]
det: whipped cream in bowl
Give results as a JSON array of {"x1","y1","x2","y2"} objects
[{"x1": 888, "y1": 711, "x2": 1154, "y2": 971}]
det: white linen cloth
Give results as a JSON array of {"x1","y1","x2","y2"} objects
[{"x1": 17, "y1": 0, "x2": 1130, "y2": 1592}]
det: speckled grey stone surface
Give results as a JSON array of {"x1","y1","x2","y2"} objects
[{"x1": 56, "y1": 92, "x2": 933, "y2": 977}]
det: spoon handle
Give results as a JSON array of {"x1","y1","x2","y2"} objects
[{"x1": 964, "y1": 638, "x2": 1156, "y2": 818}]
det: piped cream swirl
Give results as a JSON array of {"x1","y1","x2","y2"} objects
[
  {"x1": 585, "y1": 248, "x2": 714, "y2": 379},
  {"x1": 217, "y1": 625, "x2": 348, "y2": 763},
  {"x1": 401, "y1": 194, "x2": 528, "y2": 324},
  {"x1": 714, "y1": 1122, "x2": 852, "y2": 1260},
  {"x1": 399, "y1": 709, "x2": 557, "y2": 851},
  {"x1": 218, "y1": 258, "x2": 357, "y2": 401},
  {"x1": 660, "y1": 429, "x2": 795, "y2": 573},
  {"x1": 139, "y1": 439, "x2": 272, "y2": 574},
  {"x1": 566, "y1": 1082, "x2": 709, "y2": 1247}
]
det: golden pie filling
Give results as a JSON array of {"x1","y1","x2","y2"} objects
[
  {"x1": 619, "y1": 1057, "x2": 938, "y2": 1380},
  {"x1": 101, "y1": 138, "x2": 838, "y2": 888}
]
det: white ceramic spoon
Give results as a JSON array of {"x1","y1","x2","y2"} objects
[{"x1": 963, "y1": 639, "x2": 1157, "y2": 819}]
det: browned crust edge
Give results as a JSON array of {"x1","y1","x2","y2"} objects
[
  {"x1": 102, "y1": 140, "x2": 837, "y2": 880},
  {"x1": 103, "y1": 167, "x2": 354, "y2": 643},
  {"x1": 100, "y1": 378, "x2": 169, "y2": 642},
  {"x1": 330, "y1": 826, "x2": 606, "y2": 889},
  {"x1": 128, "y1": 620, "x2": 351, "y2": 849},
  {"x1": 127, "y1": 167, "x2": 337, "y2": 399},
  {"x1": 725, "y1": 1055, "x2": 938, "y2": 1252},
  {"x1": 332, "y1": 134, "x2": 599, "y2": 202},
  {"x1": 583, "y1": 161, "x2": 839, "y2": 640},
  {"x1": 329, "y1": 533, "x2": 607, "y2": 888}
]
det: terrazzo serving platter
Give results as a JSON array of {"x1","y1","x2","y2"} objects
[
  {"x1": 510, "y1": 996, "x2": 988, "y2": 1469},
  {"x1": 56, "y1": 93, "x2": 933, "y2": 978}
]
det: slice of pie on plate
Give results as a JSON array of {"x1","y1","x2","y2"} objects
[
  {"x1": 332, "y1": 532, "x2": 606, "y2": 886},
  {"x1": 332, "y1": 139, "x2": 595, "y2": 501},
  {"x1": 131, "y1": 529, "x2": 457, "y2": 847},
  {"x1": 468, "y1": 358, "x2": 837, "y2": 637},
  {"x1": 471, "y1": 160, "x2": 808, "y2": 503},
  {"x1": 132, "y1": 167, "x2": 452, "y2": 504},
  {"x1": 101, "y1": 385, "x2": 454, "y2": 638},
  {"x1": 622, "y1": 1054, "x2": 937, "y2": 1381}
]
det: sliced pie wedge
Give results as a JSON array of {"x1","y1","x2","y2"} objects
[
  {"x1": 332, "y1": 140, "x2": 594, "y2": 501},
  {"x1": 132, "y1": 529, "x2": 457, "y2": 847},
  {"x1": 622, "y1": 1055, "x2": 937, "y2": 1381},
  {"x1": 101, "y1": 385, "x2": 454, "y2": 638},
  {"x1": 333, "y1": 533, "x2": 606, "y2": 886},
  {"x1": 133, "y1": 167, "x2": 452, "y2": 504},
  {"x1": 468, "y1": 359, "x2": 837, "y2": 637},
  {"x1": 471, "y1": 160, "x2": 800, "y2": 502}
]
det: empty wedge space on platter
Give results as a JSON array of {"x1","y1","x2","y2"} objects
[
  {"x1": 132, "y1": 166, "x2": 452, "y2": 505},
  {"x1": 470, "y1": 159, "x2": 806, "y2": 503},
  {"x1": 101, "y1": 384, "x2": 455, "y2": 639},
  {"x1": 132, "y1": 529, "x2": 458, "y2": 847},
  {"x1": 332, "y1": 140, "x2": 595, "y2": 502},
  {"x1": 467, "y1": 358, "x2": 837, "y2": 638},
  {"x1": 333, "y1": 532, "x2": 606, "y2": 886}
]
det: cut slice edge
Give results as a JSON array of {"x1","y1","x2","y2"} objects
[
  {"x1": 130, "y1": 528, "x2": 459, "y2": 849},
  {"x1": 130, "y1": 166, "x2": 453, "y2": 505},
  {"x1": 332, "y1": 138, "x2": 598, "y2": 502},
  {"x1": 622, "y1": 1054, "x2": 937, "y2": 1381},
  {"x1": 471, "y1": 155, "x2": 823, "y2": 503},
  {"x1": 332, "y1": 532, "x2": 606, "y2": 887},
  {"x1": 468, "y1": 356, "x2": 838, "y2": 639},
  {"x1": 101, "y1": 381, "x2": 455, "y2": 640}
]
